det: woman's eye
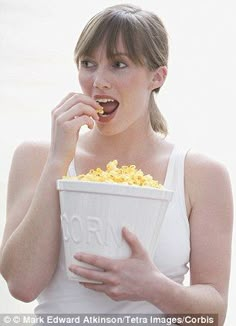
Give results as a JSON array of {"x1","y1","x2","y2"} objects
[
  {"x1": 80, "y1": 60, "x2": 95, "y2": 68},
  {"x1": 113, "y1": 61, "x2": 127, "y2": 68}
]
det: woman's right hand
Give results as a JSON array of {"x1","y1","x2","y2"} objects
[{"x1": 48, "y1": 92, "x2": 102, "y2": 169}]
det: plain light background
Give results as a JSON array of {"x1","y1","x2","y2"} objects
[{"x1": 0, "y1": 0, "x2": 235, "y2": 324}]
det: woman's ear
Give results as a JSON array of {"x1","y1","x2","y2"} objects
[{"x1": 150, "y1": 66, "x2": 168, "y2": 90}]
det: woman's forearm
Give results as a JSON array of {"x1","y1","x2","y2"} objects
[
  {"x1": 0, "y1": 158, "x2": 65, "y2": 301},
  {"x1": 147, "y1": 272, "x2": 225, "y2": 326}
]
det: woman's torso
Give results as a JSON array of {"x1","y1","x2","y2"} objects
[{"x1": 34, "y1": 137, "x2": 191, "y2": 314}]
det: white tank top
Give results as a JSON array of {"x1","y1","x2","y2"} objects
[{"x1": 35, "y1": 146, "x2": 190, "y2": 314}]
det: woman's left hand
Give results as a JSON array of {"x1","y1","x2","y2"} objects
[{"x1": 69, "y1": 227, "x2": 160, "y2": 302}]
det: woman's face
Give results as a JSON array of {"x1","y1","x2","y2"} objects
[{"x1": 78, "y1": 38, "x2": 156, "y2": 136}]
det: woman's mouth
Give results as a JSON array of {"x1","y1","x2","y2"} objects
[{"x1": 95, "y1": 98, "x2": 119, "y2": 122}]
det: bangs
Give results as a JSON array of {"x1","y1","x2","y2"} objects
[{"x1": 74, "y1": 11, "x2": 146, "y2": 66}]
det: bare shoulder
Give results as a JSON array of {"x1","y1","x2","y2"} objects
[
  {"x1": 11, "y1": 141, "x2": 50, "y2": 180},
  {"x1": 12, "y1": 140, "x2": 50, "y2": 165},
  {"x1": 8, "y1": 140, "x2": 50, "y2": 199},
  {"x1": 185, "y1": 149, "x2": 233, "y2": 209},
  {"x1": 7, "y1": 141, "x2": 51, "y2": 215}
]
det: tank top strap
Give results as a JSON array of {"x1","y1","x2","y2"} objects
[
  {"x1": 164, "y1": 146, "x2": 191, "y2": 228},
  {"x1": 164, "y1": 146, "x2": 190, "y2": 191},
  {"x1": 67, "y1": 159, "x2": 76, "y2": 177},
  {"x1": 175, "y1": 147, "x2": 191, "y2": 192},
  {"x1": 164, "y1": 146, "x2": 177, "y2": 188}
]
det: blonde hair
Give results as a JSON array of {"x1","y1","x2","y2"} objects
[{"x1": 74, "y1": 4, "x2": 169, "y2": 135}]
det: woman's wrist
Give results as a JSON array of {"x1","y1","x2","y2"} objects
[
  {"x1": 145, "y1": 270, "x2": 184, "y2": 312},
  {"x1": 45, "y1": 154, "x2": 71, "y2": 177}
]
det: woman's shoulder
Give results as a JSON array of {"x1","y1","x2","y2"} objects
[
  {"x1": 185, "y1": 149, "x2": 230, "y2": 179},
  {"x1": 13, "y1": 140, "x2": 50, "y2": 162},
  {"x1": 184, "y1": 149, "x2": 232, "y2": 206},
  {"x1": 11, "y1": 141, "x2": 50, "y2": 179}
]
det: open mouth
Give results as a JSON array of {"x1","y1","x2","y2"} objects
[{"x1": 95, "y1": 98, "x2": 119, "y2": 117}]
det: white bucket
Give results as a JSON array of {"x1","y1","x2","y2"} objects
[{"x1": 57, "y1": 180, "x2": 173, "y2": 282}]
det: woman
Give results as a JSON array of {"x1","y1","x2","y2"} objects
[{"x1": 0, "y1": 4, "x2": 233, "y2": 325}]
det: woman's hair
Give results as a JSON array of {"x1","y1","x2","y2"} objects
[{"x1": 74, "y1": 4, "x2": 169, "y2": 135}]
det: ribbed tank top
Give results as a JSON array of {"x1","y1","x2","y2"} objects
[{"x1": 35, "y1": 146, "x2": 190, "y2": 314}]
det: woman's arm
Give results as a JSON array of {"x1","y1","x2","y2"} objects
[
  {"x1": 69, "y1": 151, "x2": 233, "y2": 325},
  {"x1": 0, "y1": 142, "x2": 64, "y2": 302},
  {"x1": 148, "y1": 151, "x2": 233, "y2": 324},
  {"x1": 0, "y1": 93, "x2": 102, "y2": 302}
]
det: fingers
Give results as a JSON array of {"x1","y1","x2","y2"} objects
[
  {"x1": 73, "y1": 252, "x2": 114, "y2": 270},
  {"x1": 69, "y1": 265, "x2": 105, "y2": 283},
  {"x1": 81, "y1": 283, "x2": 106, "y2": 293},
  {"x1": 61, "y1": 115, "x2": 94, "y2": 132},
  {"x1": 49, "y1": 93, "x2": 101, "y2": 164},
  {"x1": 57, "y1": 103, "x2": 99, "y2": 124},
  {"x1": 53, "y1": 92, "x2": 77, "y2": 111},
  {"x1": 122, "y1": 227, "x2": 147, "y2": 258},
  {"x1": 52, "y1": 93, "x2": 102, "y2": 117},
  {"x1": 51, "y1": 94, "x2": 102, "y2": 134},
  {"x1": 68, "y1": 265, "x2": 118, "y2": 285}
]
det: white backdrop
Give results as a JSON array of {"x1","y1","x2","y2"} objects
[{"x1": 0, "y1": 0, "x2": 235, "y2": 324}]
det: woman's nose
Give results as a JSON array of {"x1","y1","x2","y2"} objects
[{"x1": 93, "y1": 71, "x2": 111, "y2": 89}]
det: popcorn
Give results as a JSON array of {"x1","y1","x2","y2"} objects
[
  {"x1": 96, "y1": 107, "x2": 104, "y2": 114},
  {"x1": 64, "y1": 160, "x2": 163, "y2": 189}
]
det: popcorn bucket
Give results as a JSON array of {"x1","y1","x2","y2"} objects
[{"x1": 57, "y1": 180, "x2": 173, "y2": 283}]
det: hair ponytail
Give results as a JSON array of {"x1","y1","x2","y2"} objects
[{"x1": 149, "y1": 92, "x2": 168, "y2": 136}]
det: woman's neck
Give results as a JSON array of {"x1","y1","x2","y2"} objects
[{"x1": 81, "y1": 121, "x2": 161, "y2": 165}]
